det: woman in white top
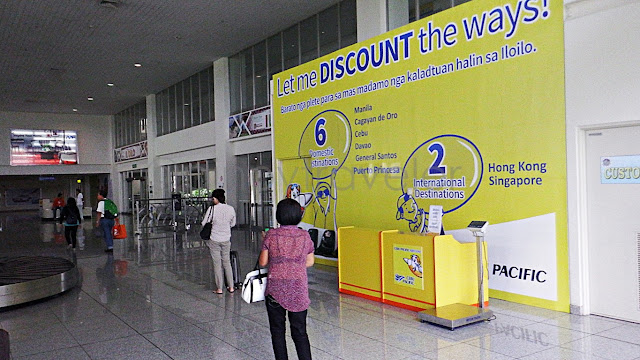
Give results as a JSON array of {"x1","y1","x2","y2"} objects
[
  {"x1": 201, "y1": 189, "x2": 236, "y2": 294},
  {"x1": 76, "y1": 188, "x2": 84, "y2": 209}
]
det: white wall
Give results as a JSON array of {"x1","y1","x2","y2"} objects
[
  {"x1": 231, "y1": 134, "x2": 271, "y2": 156},
  {"x1": 154, "y1": 121, "x2": 217, "y2": 157},
  {"x1": 565, "y1": 0, "x2": 640, "y2": 313}
]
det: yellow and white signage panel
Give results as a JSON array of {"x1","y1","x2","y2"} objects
[
  {"x1": 273, "y1": 0, "x2": 567, "y2": 311},
  {"x1": 393, "y1": 244, "x2": 425, "y2": 290}
]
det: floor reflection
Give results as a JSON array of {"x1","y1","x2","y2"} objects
[{"x1": 2, "y1": 211, "x2": 640, "y2": 360}]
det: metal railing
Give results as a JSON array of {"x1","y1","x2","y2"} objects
[{"x1": 134, "y1": 196, "x2": 210, "y2": 234}]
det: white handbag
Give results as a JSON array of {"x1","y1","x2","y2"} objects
[{"x1": 241, "y1": 267, "x2": 268, "y2": 303}]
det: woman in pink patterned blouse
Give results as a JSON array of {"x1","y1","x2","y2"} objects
[{"x1": 259, "y1": 198, "x2": 315, "y2": 360}]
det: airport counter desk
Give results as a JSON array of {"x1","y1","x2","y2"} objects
[{"x1": 338, "y1": 227, "x2": 488, "y2": 312}]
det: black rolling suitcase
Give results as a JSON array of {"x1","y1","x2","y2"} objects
[
  {"x1": 315, "y1": 230, "x2": 337, "y2": 258},
  {"x1": 308, "y1": 228, "x2": 319, "y2": 248},
  {"x1": 0, "y1": 329, "x2": 9, "y2": 360},
  {"x1": 229, "y1": 250, "x2": 242, "y2": 289}
]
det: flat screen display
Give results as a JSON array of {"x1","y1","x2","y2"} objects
[
  {"x1": 468, "y1": 221, "x2": 487, "y2": 229},
  {"x1": 10, "y1": 129, "x2": 78, "y2": 165}
]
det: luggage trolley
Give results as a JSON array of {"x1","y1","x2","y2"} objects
[{"x1": 418, "y1": 221, "x2": 494, "y2": 330}]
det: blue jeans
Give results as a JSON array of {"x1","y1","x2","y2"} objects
[
  {"x1": 100, "y1": 218, "x2": 115, "y2": 249},
  {"x1": 266, "y1": 295, "x2": 312, "y2": 360}
]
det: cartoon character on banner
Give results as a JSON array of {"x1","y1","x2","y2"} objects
[
  {"x1": 396, "y1": 191, "x2": 427, "y2": 233},
  {"x1": 312, "y1": 175, "x2": 338, "y2": 229},
  {"x1": 397, "y1": 134, "x2": 484, "y2": 233},
  {"x1": 403, "y1": 254, "x2": 423, "y2": 278},
  {"x1": 298, "y1": 110, "x2": 351, "y2": 231},
  {"x1": 286, "y1": 183, "x2": 313, "y2": 215}
]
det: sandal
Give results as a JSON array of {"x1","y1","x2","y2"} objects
[
  {"x1": 214, "y1": 289, "x2": 223, "y2": 294},
  {"x1": 227, "y1": 287, "x2": 235, "y2": 293}
]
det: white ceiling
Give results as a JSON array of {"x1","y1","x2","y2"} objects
[{"x1": 0, "y1": 0, "x2": 339, "y2": 115}]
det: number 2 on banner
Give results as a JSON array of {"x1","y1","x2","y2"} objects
[
  {"x1": 428, "y1": 142, "x2": 447, "y2": 175},
  {"x1": 315, "y1": 118, "x2": 327, "y2": 147}
]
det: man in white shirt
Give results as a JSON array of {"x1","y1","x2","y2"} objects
[{"x1": 76, "y1": 188, "x2": 84, "y2": 210}]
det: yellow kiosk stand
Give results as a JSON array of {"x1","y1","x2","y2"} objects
[
  {"x1": 338, "y1": 223, "x2": 491, "y2": 329},
  {"x1": 417, "y1": 221, "x2": 494, "y2": 329}
]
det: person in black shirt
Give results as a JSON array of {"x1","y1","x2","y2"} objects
[{"x1": 60, "y1": 197, "x2": 82, "y2": 249}]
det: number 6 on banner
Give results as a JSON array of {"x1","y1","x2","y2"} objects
[{"x1": 315, "y1": 118, "x2": 327, "y2": 146}]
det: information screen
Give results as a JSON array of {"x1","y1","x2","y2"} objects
[
  {"x1": 10, "y1": 129, "x2": 78, "y2": 166},
  {"x1": 468, "y1": 221, "x2": 487, "y2": 229}
]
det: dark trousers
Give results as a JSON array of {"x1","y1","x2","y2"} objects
[
  {"x1": 64, "y1": 225, "x2": 78, "y2": 248},
  {"x1": 99, "y1": 218, "x2": 115, "y2": 249},
  {"x1": 266, "y1": 295, "x2": 312, "y2": 360}
]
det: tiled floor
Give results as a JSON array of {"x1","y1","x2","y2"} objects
[{"x1": 2, "y1": 212, "x2": 640, "y2": 359}]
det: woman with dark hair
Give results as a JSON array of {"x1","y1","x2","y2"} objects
[
  {"x1": 259, "y1": 198, "x2": 315, "y2": 360},
  {"x1": 201, "y1": 189, "x2": 236, "y2": 294},
  {"x1": 59, "y1": 197, "x2": 82, "y2": 249}
]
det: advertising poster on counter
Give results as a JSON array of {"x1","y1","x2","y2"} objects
[
  {"x1": 272, "y1": 0, "x2": 567, "y2": 311},
  {"x1": 393, "y1": 244, "x2": 425, "y2": 290}
]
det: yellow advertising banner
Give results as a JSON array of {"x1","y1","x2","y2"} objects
[{"x1": 273, "y1": 0, "x2": 567, "y2": 311}]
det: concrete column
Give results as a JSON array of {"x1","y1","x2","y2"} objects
[
  {"x1": 145, "y1": 93, "x2": 161, "y2": 198},
  {"x1": 213, "y1": 58, "x2": 239, "y2": 209},
  {"x1": 108, "y1": 114, "x2": 122, "y2": 205},
  {"x1": 357, "y1": 0, "x2": 388, "y2": 42}
]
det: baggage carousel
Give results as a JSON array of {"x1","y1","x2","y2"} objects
[{"x1": 0, "y1": 256, "x2": 79, "y2": 308}]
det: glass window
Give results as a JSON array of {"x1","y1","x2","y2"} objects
[
  {"x1": 114, "y1": 99, "x2": 146, "y2": 147},
  {"x1": 162, "y1": 89, "x2": 170, "y2": 136},
  {"x1": 114, "y1": 115, "x2": 120, "y2": 147},
  {"x1": 168, "y1": 85, "x2": 176, "y2": 133},
  {"x1": 261, "y1": 151, "x2": 272, "y2": 168},
  {"x1": 155, "y1": 95, "x2": 163, "y2": 136},
  {"x1": 119, "y1": 115, "x2": 124, "y2": 147},
  {"x1": 319, "y1": 5, "x2": 339, "y2": 56},
  {"x1": 190, "y1": 161, "x2": 199, "y2": 196},
  {"x1": 419, "y1": 0, "x2": 451, "y2": 18},
  {"x1": 121, "y1": 114, "x2": 126, "y2": 148},
  {"x1": 164, "y1": 165, "x2": 172, "y2": 196},
  {"x1": 133, "y1": 106, "x2": 139, "y2": 142},
  {"x1": 241, "y1": 48, "x2": 254, "y2": 111},
  {"x1": 163, "y1": 159, "x2": 215, "y2": 198},
  {"x1": 254, "y1": 41, "x2": 268, "y2": 108},
  {"x1": 229, "y1": 53, "x2": 242, "y2": 115},
  {"x1": 138, "y1": 102, "x2": 147, "y2": 141},
  {"x1": 183, "y1": 79, "x2": 193, "y2": 129},
  {"x1": 207, "y1": 159, "x2": 216, "y2": 191},
  {"x1": 121, "y1": 110, "x2": 127, "y2": 146},
  {"x1": 409, "y1": 0, "x2": 417, "y2": 22},
  {"x1": 130, "y1": 107, "x2": 137, "y2": 143},
  {"x1": 154, "y1": 66, "x2": 213, "y2": 134},
  {"x1": 123, "y1": 109, "x2": 129, "y2": 145},
  {"x1": 125, "y1": 106, "x2": 136, "y2": 144},
  {"x1": 208, "y1": 67, "x2": 215, "y2": 122},
  {"x1": 300, "y1": 16, "x2": 318, "y2": 64},
  {"x1": 174, "y1": 164, "x2": 183, "y2": 194},
  {"x1": 228, "y1": 0, "x2": 357, "y2": 113},
  {"x1": 340, "y1": 0, "x2": 357, "y2": 47},
  {"x1": 190, "y1": 73, "x2": 201, "y2": 126},
  {"x1": 283, "y1": 24, "x2": 299, "y2": 70},
  {"x1": 201, "y1": 67, "x2": 213, "y2": 123},
  {"x1": 267, "y1": 33, "x2": 282, "y2": 80},
  {"x1": 131, "y1": 106, "x2": 136, "y2": 142},
  {"x1": 176, "y1": 81, "x2": 185, "y2": 131}
]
